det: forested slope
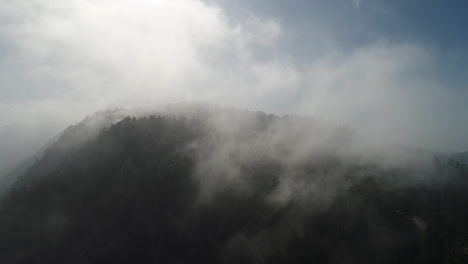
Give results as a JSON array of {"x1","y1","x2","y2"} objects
[{"x1": 0, "y1": 107, "x2": 466, "y2": 263}]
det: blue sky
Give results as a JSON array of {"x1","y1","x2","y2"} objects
[
  {"x1": 209, "y1": 0, "x2": 468, "y2": 74},
  {"x1": 0, "y1": 0, "x2": 467, "y2": 173},
  {"x1": 211, "y1": 0, "x2": 468, "y2": 48}
]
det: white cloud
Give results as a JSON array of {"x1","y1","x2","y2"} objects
[
  {"x1": 296, "y1": 43, "x2": 466, "y2": 150},
  {"x1": 0, "y1": 0, "x2": 287, "y2": 105},
  {"x1": 0, "y1": 0, "x2": 288, "y2": 171},
  {"x1": 0, "y1": 0, "x2": 466, "y2": 173}
]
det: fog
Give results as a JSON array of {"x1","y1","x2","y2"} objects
[
  {"x1": 1, "y1": 0, "x2": 467, "y2": 174},
  {"x1": 167, "y1": 104, "x2": 435, "y2": 204},
  {"x1": 0, "y1": 2, "x2": 467, "y2": 262},
  {"x1": 2, "y1": 102, "x2": 463, "y2": 263}
]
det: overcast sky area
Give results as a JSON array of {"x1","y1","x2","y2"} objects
[{"x1": 1, "y1": 0, "x2": 468, "y2": 173}]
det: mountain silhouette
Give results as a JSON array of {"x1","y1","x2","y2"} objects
[{"x1": 0, "y1": 105, "x2": 467, "y2": 264}]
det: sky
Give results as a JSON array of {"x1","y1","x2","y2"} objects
[{"x1": 0, "y1": 0, "x2": 468, "y2": 173}]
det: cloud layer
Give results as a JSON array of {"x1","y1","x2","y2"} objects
[{"x1": 0, "y1": 0, "x2": 466, "y2": 173}]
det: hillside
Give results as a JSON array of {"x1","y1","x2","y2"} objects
[{"x1": 0, "y1": 106, "x2": 467, "y2": 263}]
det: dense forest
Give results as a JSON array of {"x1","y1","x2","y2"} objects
[{"x1": 0, "y1": 106, "x2": 467, "y2": 263}]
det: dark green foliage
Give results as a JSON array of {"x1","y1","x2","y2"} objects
[{"x1": 0, "y1": 113, "x2": 467, "y2": 263}]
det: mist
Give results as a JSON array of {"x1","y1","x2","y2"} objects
[
  {"x1": 1, "y1": 1, "x2": 467, "y2": 262},
  {"x1": 1, "y1": 102, "x2": 464, "y2": 263}
]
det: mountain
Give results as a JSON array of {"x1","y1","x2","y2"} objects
[
  {"x1": 0, "y1": 109, "x2": 128, "y2": 193},
  {"x1": 0, "y1": 105, "x2": 467, "y2": 264}
]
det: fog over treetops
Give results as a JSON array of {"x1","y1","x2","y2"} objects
[
  {"x1": 1, "y1": 0, "x2": 468, "y2": 263},
  {"x1": 0, "y1": 104, "x2": 467, "y2": 263}
]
